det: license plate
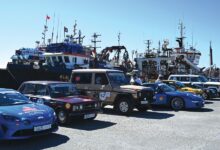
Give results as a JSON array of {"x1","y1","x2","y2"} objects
[
  {"x1": 34, "y1": 124, "x2": 51, "y2": 132},
  {"x1": 84, "y1": 113, "x2": 95, "y2": 119},
  {"x1": 141, "y1": 101, "x2": 148, "y2": 104}
]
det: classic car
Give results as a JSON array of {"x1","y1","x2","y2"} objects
[
  {"x1": 142, "y1": 83, "x2": 205, "y2": 110},
  {"x1": 71, "y1": 69, "x2": 154, "y2": 115},
  {"x1": 162, "y1": 80, "x2": 206, "y2": 98},
  {"x1": 0, "y1": 88, "x2": 58, "y2": 140},
  {"x1": 18, "y1": 81, "x2": 100, "y2": 124}
]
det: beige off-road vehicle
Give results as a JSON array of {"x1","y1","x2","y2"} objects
[{"x1": 70, "y1": 69, "x2": 154, "y2": 114}]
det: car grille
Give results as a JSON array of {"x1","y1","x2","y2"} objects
[
  {"x1": 12, "y1": 123, "x2": 58, "y2": 137},
  {"x1": 139, "y1": 90, "x2": 154, "y2": 102},
  {"x1": 83, "y1": 103, "x2": 96, "y2": 110}
]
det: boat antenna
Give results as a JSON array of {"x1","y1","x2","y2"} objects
[
  {"x1": 118, "y1": 32, "x2": 121, "y2": 46},
  {"x1": 59, "y1": 21, "x2": 62, "y2": 42},
  {"x1": 51, "y1": 13, "x2": 55, "y2": 43},
  {"x1": 91, "y1": 33, "x2": 101, "y2": 56},
  {"x1": 210, "y1": 41, "x2": 213, "y2": 66},
  {"x1": 56, "y1": 16, "x2": 60, "y2": 43}
]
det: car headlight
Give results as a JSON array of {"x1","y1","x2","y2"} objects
[{"x1": 2, "y1": 114, "x2": 21, "y2": 122}]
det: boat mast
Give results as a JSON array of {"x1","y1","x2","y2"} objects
[
  {"x1": 177, "y1": 22, "x2": 186, "y2": 52},
  {"x1": 91, "y1": 33, "x2": 101, "y2": 56},
  {"x1": 42, "y1": 15, "x2": 50, "y2": 46},
  {"x1": 145, "y1": 40, "x2": 152, "y2": 54},
  {"x1": 118, "y1": 32, "x2": 121, "y2": 46}
]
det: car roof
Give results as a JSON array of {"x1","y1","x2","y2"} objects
[
  {"x1": 22, "y1": 81, "x2": 71, "y2": 85},
  {"x1": 169, "y1": 74, "x2": 200, "y2": 77},
  {"x1": 72, "y1": 69, "x2": 123, "y2": 73}
]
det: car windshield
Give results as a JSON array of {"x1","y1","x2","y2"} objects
[
  {"x1": 107, "y1": 72, "x2": 129, "y2": 86},
  {"x1": 49, "y1": 83, "x2": 78, "y2": 98},
  {"x1": 0, "y1": 92, "x2": 30, "y2": 106},
  {"x1": 159, "y1": 84, "x2": 175, "y2": 92},
  {"x1": 175, "y1": 81, "x2": 185, "y2": 88}
]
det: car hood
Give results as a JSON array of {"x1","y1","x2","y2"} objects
[
  {"x1": 54, "y1": 95, "x2": 95, "y2": 104},
  {"x1": 165, "y1": 91, "x2": 202, "y2": 101},
  {"x1": 0, "y1": 103, "x2": 53, "y2": 119}
]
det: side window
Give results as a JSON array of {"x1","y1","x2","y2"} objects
[
  {"x1": 72, "y1": 73, "x2": 92, "y2": 84},
  {"x1": 35, "y1": 84, "x2": 48, "y2": 96},
  {"x1": 180, "y1": 77, "x2": 190, "y2": 82},
  {"x1": 21, "y1": 84, "x2": 35, "y2": 94},
  {"x1": 95, "y1": 73, "x2": 109, "y2": 85}
]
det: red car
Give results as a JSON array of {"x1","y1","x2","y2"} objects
[{"x1": 18, "y1": 81, "x2": 100, "y2": 124}]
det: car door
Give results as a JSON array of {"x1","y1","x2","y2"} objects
[
  {"x1": 155, "y1": 85, "x2": 168, "y2": 105},
  {"x1": 92, "y1": 73, "x2": 112, "y2": 102},
  {"x1": 71, "y1": 72, "x2": 94, "y2": 98}
]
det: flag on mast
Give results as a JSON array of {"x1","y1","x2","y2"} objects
[{"x1": 46, "y1": 15, "x2": 50, "y2": 20}]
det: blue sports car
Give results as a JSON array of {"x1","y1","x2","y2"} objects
[
  {"x1": 142, "y1": 83, "x2": 205, "y2": 110},
  {"x1": 0, "y1": 88, "x2": 58, "y2": 140}
]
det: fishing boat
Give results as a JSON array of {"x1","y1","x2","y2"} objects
[{"x1": 134, "y1": 22, "x2": 202, "y2": 80}]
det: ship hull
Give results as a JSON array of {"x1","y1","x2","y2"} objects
[{"x1": 7, "y1": 63, "x2": 72, "y2": 88}]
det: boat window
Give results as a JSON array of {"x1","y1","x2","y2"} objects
[
  {"x1": 191, "y1": 77, "x2": 199, "y2": 82},
  {"x1": 72, "y1": 73, "x2": 92, "y2": 84},
  {"x1": 72, "y1": 57, "x2": 77, "y2": 63},
  {"x1": 52, "y1": 56, "x2": 57, "y2": 63},
  {"x1": 35, "y1": 84, "x2": 48, "y2": 96},
  {"x1": 46, "y1": 57, "x2": 52, "y2": 64},
  {"x1": 21, "y1": 84, "x2": 35, "y2": 95},
  {"x1": 64, "y1": 56, "x2": 70, "y2": 63},
  {"x1": 58, "y1": 56, "x2": 63, "y2": 63},
  {"x1": 95, "y1": 73, "x2": 109, "y2": 85}
]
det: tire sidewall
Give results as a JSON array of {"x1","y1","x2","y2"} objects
[
  {"x1": 116, "y1": 97, "x2": 134, "y2": 115},
  {"x1": 57, "y1": 109, "x2": 68, "y2": 125},
  {"x1": 171, "y1": 97, "x2": 184, "y2": 110}
]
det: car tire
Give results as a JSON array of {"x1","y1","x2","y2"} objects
[
  {"x1": 57, "y1": 109, "x2": 69, "y2": 125},
  {"x1": 202, "y1": 92, "x2": 208, "y2": 100},
  {"x1": 136, "y1": 105, "x2": 149, "y2": 112},
  {"x1": 170, "y1": 97, "x2": 184, "y2": 110},
  {"x1": 115, "y1": 97, "x2": 134, "y2": 115}
]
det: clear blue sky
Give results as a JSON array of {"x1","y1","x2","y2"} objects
[{"x1": 0, "y1": 0, "x2": 219, "y2": 68}]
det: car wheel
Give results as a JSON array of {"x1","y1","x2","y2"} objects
[
  {"x1": 57, "y1": 109, "x2": 69, "y2": 125},
  {"x1": 116, "y1": 97, "x2": 134, "y2": 115},
  {"x1": 170, "y1": 97, "x2": 184, "y2": 110},
  {"x1": 136, "y1": 105, "x2": 149, "y2": 112},
  {"x1": 202, "y1": 92, "x2": 208, "y2": 100}
]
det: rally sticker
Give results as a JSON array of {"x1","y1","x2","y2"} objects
[
  {"x1": 159, "y1": 96, "x2": 164, "y2": 101},
  {"x1": 99, "y1": 92, "x2": 110, "y2": 101}
]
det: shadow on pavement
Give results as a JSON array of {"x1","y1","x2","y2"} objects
[
  {"x1": 205, "y1": 101, "x2": 214, "y2": 104},
  {"x1": 64, "y1": 119, "x2": 116, "y2": 131},
  {"x1": 0, "y1": 133, "x2": 69, "y2": 150},
  {"x1": 186, "y1": 107, "x2": 214, "y2": 112},
  {"x1": 102, "y1": 108, "x2": 175, "y2": 120}
]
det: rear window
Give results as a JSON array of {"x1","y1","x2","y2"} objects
[{"x1": 72, "y1": 73, "x2": 92, "y2": 84}]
